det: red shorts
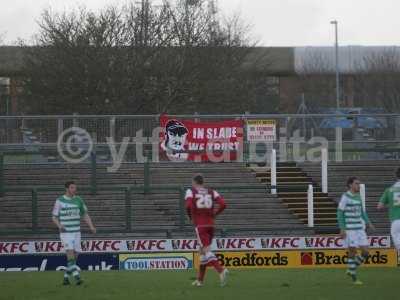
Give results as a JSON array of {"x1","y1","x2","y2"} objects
[{"x1": 195, "y1": 226, "x2": 214, "y2": 247}]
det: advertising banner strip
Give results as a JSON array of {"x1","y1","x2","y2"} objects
[
  {"x1": 119, "y1": 253, "x2": 193, "y2": 271},
  {"x1": 194, "y1": 249, "x2": 398, "y2": 269},
  {"x1": 0, "y1": 236, "x2": 391, "y2": 255},
  {"x1": 0, "y1": 254, "x2": 119, "y2": 272}
]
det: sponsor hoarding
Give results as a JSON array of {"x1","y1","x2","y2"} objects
[
  {"x1": 194, "y1": 249, "x2": 398, "y2": 269},
  {"x1": 298, "y1": 249, "x2": 398, "y2": 268},
  {"x1": 0, "y1": 254, "x2": 119, "y2": 272},
  {"x1": 246, "y1": 120, "x2": 276, "y2": 142},
  {"x1": 119, "y1": 253, "x2": 193, "y2": 271},
  {"x1": 0, "y1": 236, "x2": 391, "y2": 255}
]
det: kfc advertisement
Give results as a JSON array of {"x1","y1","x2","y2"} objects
[
  {"x1": 159, "y1": 115, "x2": 243, "y2": 162},
  {"x1": 0, "y1": 236, "x2": 391, "y2": 255}
]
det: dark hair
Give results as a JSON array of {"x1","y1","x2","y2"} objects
[
  {"x1": 165, "y1": 120, "x2": 188, "y2": 144},
  {"x1": 346, "y1": 176, "x2": 359, "y2": 188},
  {"x1": 396, "y1": 167, "x2": 400, "y2": 179},
  {"x1": 193, "y1": 174, "x2": 204, "y2": 185},
  {"x1": 65, "y1": 181, "x2": 76, "y2": 189}
]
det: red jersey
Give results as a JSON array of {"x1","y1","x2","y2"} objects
[{"x1": 185, "y1": 187, "x2": 226, "y2": 227}]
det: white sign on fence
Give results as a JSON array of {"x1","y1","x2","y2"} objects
[{"x1": 246, "y1": 120, "x2": 276, "y2": 142}]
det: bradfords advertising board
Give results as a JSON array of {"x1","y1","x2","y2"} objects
[
  {"x1": 0, "y1": 254, "x2": 118, "y2": 272},
  {"x1": 246, "y1": 120, "x2": 276, "y2": 142},
  {"x1": 159, "y1": 114, "x2": 243, "y2": 162},
  {"x1": 0, "y1": 236, "x2": 391, "y2": 255},
  {"x1": 119, "y1": 253, "x2": 193, "y2": 271},
  {"x1": 194, "y1": 249, "x2": 398, "y2": 269},
  {"x1": 298, "y1": 250, "x2": 398, "y2": 268}
]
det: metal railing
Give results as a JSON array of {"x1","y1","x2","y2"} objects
[
  {"x1": 1, "y1": 113, "x2": 400, "y2": 144},
  {"x1": 1, "y1": 141, "x2": 400, "y2": 196},
  {"x1": 1, "y1": 140, "x2": 400, "y2": 164},
  {"x1": 0, "y1": 149, "x2": 346, "y2": 237},
  {"x1": 0, "y1": 184, "x2": 276, "y2": 236}
]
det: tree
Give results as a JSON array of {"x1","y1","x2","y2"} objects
[
  {"x1": 22, "y1": 4, "x2": 173, "y2": 114},
  {"x1": 20, "y1": 0, "x2": 273, "y2": 115}
]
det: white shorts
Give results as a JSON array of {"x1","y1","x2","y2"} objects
[
  {"x1": 345, "y1": 230, "x2": 369, "y2": 248},
  {"x1": 60, "y1": 232, "x2": 81, "y2": 252},
  {"x1": 391, "y1": 220, "x2": 400, "y2": 250}
]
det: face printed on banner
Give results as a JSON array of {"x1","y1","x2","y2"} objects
[{"x1": 165, "y1": 120, "x2": 188, "y2": 151}]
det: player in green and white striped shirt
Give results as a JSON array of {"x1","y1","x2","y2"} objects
[
  {"x1": 52, "y1": 181, "x2": 96, "y2": 286},
  {"x1": 337, "y1": 177, "x2": 375, "y2": 285},
  {"x1": 377, "y1": 167, "x2": 400, "y2": 251}
]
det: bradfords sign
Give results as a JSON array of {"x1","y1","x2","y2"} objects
[
  {"x1": 0, "y1": 254, "x2": 118, "y2": 272},
  {"x1": 194, "y1": 249, "x2": 398, "y2": 269},
  {"x1": 0, "y1": 236, "x2": 391, "y2": 255},
  {"x1": 298, "y1": 249, "x2": 398, "y2": 268},
  {"x1": 212, "y1": 252, "x2": 292, "y2": 269},
  {"x1": 119, "y1": 253, "x2": 193, "y2": 271}
]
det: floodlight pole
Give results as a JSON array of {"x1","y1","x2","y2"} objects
[{"x1": 331, "y1": 20, "x2": 340, "y2": 109}]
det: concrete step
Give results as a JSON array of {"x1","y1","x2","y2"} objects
[
  {"x1": 255, "y1": 172, "x2": 307, "y2": 177},
  {"x1": 285, "y1": 203, "x2": 337, "y2": 209}
]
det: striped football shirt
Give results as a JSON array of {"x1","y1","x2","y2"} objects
[
  {"x1": 52, "y1": 195, "x2": 87, "y2": 233},
  {"x1": 337, "y1": 192, "x2": 369, "y2": 231}
]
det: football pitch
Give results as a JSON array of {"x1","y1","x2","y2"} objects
[{"x1": 0, "y1": 269, "x2": 399, "y2": 300}]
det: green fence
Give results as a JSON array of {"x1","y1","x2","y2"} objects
[
  {"x1": 1, "y1": 145, "x2": 400, "y2": 198},
  {"x1": 0, "y1": 149, "x2": 298, "y2": 197},
  {"x1": 0, "y1": 184, "x2": 273, "y2": 236},
  {"x1": 0, "y1": 152, "x2": 3, "y2": 197}
]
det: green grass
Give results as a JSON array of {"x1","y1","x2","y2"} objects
[{"x1": 0, "y1": 269, "x2": 399, "y2": 300}]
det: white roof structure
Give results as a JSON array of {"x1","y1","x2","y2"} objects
[{"x1": 295, "y1": 46, "x2": 400, "y2": 74}]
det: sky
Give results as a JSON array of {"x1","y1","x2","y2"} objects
[{"x1": 0, "y1": 0, "x2": 399, "y2": 46}]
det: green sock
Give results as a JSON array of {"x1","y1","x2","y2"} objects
[
  {"x1": 347, "y1": 258, "x2": 357, "y2": 281},
  {"x1": 70, "y1": 260, "x2": 80, "y2": 279},
  {"x1": 65, "y1": 259, "x2": 74, "y2": 278}
]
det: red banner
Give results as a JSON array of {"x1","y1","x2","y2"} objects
[{"x1": 159, "y1": 115, "x2": 243, "y2": 162}]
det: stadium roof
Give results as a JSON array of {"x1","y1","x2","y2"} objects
[{"x1": 295, "y1": 46, "x2": 400, "y2": 74}]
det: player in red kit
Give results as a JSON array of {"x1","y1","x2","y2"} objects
[{"x1": 185, "y1": 174, "x2": 228, "y2": 287}]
